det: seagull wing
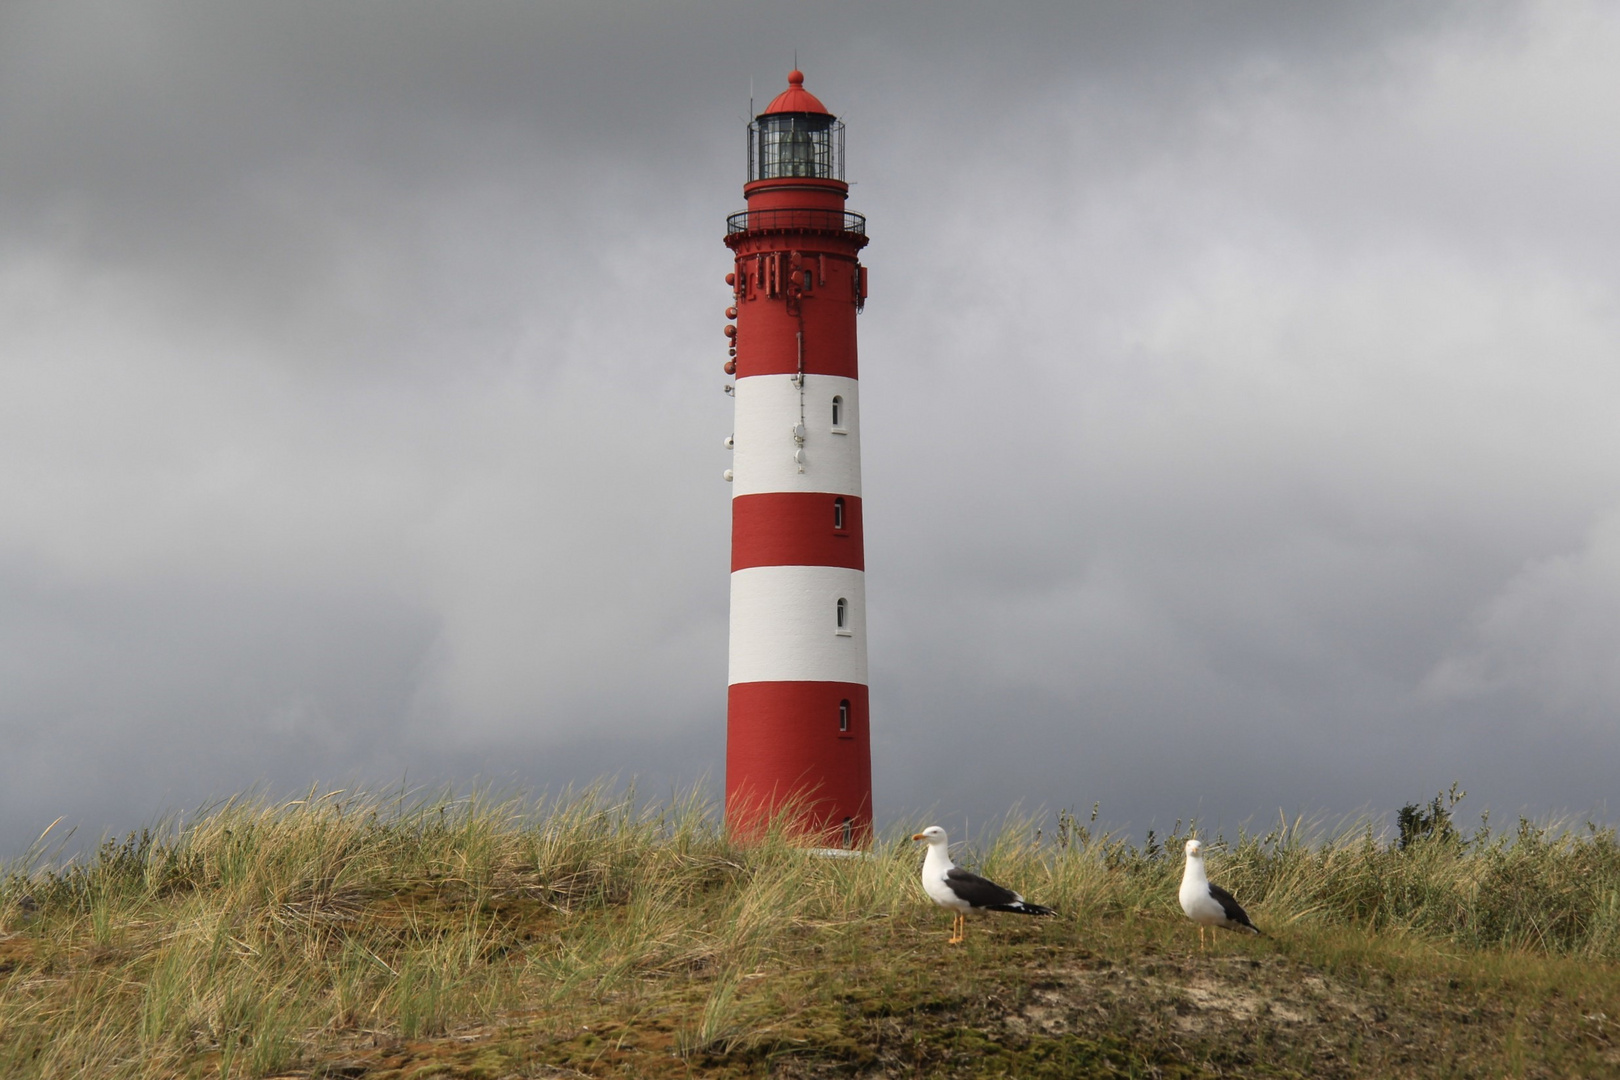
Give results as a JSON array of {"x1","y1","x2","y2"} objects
[
  {"x1": 942, "y1": 867, "x2": 1020, "y2": 908},
  {"x1": 1207, "y1": 882, "x2": 1259, "y2": 933},
  {"x1": 943, "y1": 868, "x2": 1056, "y2": 915}
]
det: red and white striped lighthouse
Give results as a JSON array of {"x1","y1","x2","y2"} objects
[{"x1": 721, "y1": 70, "x2": 872, "y2": 845}]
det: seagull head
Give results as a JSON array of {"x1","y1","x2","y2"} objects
[
  {"x1": 912, "y1": 825, "x2": 948, "y2": 847},
  {"x1": 1185, "y1": 838, "x2": 1204, "y2": 861}
]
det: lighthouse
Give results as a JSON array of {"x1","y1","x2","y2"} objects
[{"x1": 721, "y1": 70, "x2": 872, "y2": 845}]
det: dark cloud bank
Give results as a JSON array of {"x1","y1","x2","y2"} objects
[{"x1": 3, "y1": 1, "x2": 1617, "y2": 857}]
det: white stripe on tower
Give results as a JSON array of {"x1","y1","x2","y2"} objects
[
  {"x1": 731, "y1": 375, "x2": 862, "y2": 497},
  {"x1": 728, "y1": 566, "x2": 868, "y2": 685}
]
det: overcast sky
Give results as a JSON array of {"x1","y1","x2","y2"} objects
[{"x1": 4, "y1": 0, "x2": 1618, "y2": 858}]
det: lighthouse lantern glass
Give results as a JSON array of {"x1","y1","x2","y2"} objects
[{"x1": 750, "y1": 113, "x2": 844, "y2": 182}]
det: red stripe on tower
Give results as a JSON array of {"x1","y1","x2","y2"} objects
[
  {"x1": 732, "y1": 493, "x2": 863, "y2": 572},
  {"x1": 720, "y1": 70, "x2": 872, "y2": 845}
]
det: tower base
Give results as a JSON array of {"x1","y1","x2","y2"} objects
[{"x1": 725, "y1": 681, "x2": 871, "y2": 845}]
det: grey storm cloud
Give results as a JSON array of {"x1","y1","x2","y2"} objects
[{"x1": 2, "y1": 0, "x2": 1617, "y2": 857}]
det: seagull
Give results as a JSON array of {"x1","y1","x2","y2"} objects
[
  {"x1": 912, "y1": 826, "x2": 1056, "y2": 945},
  {"x1": 1179, "y1": 838, "x2": 1260, "y2": 949}
]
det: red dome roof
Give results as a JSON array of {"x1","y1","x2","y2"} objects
[{"x1": 761, "y1": 70, "x2": 831, "y2": 116}]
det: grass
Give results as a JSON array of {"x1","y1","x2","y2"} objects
[{"x1": 2, "y1": 784, "x2": 1619, "y2": 1078}]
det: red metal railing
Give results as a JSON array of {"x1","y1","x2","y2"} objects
[{"x1": 726, "y1": 208, "x2": 867, "y2": 237}]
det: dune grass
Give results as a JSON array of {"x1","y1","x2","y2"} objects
[{"x1": 2, "y1": 784, "x2": 1618, "y2": 1078}]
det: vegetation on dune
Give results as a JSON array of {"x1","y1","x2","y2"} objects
[{"x1": 1, "y1": 784, "x2": 1618, "y2": 1078}]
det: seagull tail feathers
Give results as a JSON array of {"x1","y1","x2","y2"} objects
[{"x1": 987, "y1": 901, "x2": 1057, "y2": 917}]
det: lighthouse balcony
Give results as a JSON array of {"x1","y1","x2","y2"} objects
[{"x1": 726, "y1": 207, "x2": 866, "y2": 239}]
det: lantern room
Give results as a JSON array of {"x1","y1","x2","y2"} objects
[{"x1": 748, "y1": 70, "x2": 845, "y2": 182}]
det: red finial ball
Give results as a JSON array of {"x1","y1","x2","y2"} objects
[{"x1": 788, "y1": 70, "x2": 804, "y2": 87}]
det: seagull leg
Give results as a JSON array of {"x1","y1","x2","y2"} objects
[
  {"x1": 1198, "y1": 926, "x2": 1206, "y2": 952},
  {"x1": 948, "y1": 913, "x2": 965, "y2": 945}
]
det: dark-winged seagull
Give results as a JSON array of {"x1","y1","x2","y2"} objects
[
  {"x1": 1179, "y1": 838, "x2": 1260, "y2": 949},
  {"x1": 912, "y1": 826, "x2": 1056, "y2": 945}
]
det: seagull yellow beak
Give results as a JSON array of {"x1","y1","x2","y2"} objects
[{"x1": 911, "y1": 833, "x2": 927, "y2": 841}]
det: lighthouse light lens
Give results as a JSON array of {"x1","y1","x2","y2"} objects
[{"x1": 750, "y1": 114, "x2": 844, "y2": 182}]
